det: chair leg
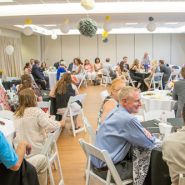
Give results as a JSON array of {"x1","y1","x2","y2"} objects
[{"x1": 48, "y1": 159, "x2": 55, "y2": 185}]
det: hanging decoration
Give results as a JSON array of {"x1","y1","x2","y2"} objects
[
  {"x1": 80, "y1": 0, "x2": 95, "y2": 10},
  {"x1": 103, "y1": 15, "x2": 112, "y2": 32},
  {"x1": 23, "y1": 18, "x2": 33, "y2": 36},
  {"x1": 60, "y1": 19, "x2": 70, "y2": 34},
  {"x1": 102, "y1": 30, "x2": 109, "y2": 43},
  {"x1": 5, "y1": 45, "x2": 14, "y2": 55},
  {"x1": 51, "y1": 34, "x2": 57, "y2": 40},
  {"x1": 23, "y1": 26, "x2": 33, "y2": 36},
  {"x1": 102, "y1": 37, "x2": 108, "y2": 43},
  {"x1": 78, "y1": 18, "x2": 97, "y2": 37},
  {"x1": 146, "y1": 17, "x2": 156, "y2": 32}
]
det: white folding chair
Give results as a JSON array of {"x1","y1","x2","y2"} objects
[
  {"x1": 179, "y1": 174, "x2": 185, "y2": 185},
  {"x1": 62, "y1": 94, "x2": 87, "y2": 136},
  {"x1": 37, "y1": 101, "x2": 51, "y2": 114},
  {"x1": 127, "y1": 72, "x2": 137, "y2": 87},
  {"x1": 100, "y1": 90, "x2": 109, "y2": 101},
  {"x1": 143, "y1": 110, "x2": 175, "y2": 121},
  {"x1": 78, "y1": 71, "x2": 88, "y2": 89},
  {"x1": 150, "y1": 72, "x2": 164, "y2": 90},
  {"x1": 79, "y1": 139, "x2": 133, "y2": 185},
  {"x1": 41, "y1": 130, "x2": 64, "y2": 185},
  {"x1": 82, "y1": 117, "x2": 96, "y2": 144},
  {"x1": 0, "y1": 110, "x2": 14, "y2": 120},
  {"x1": 101, "y1": 69, "x2": 112, "y2": 87},
  {"x1": 166, "y1": 70, "x2": 180, "y2": 89}
]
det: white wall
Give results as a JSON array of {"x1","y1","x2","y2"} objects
[{"x1": 21, "y1": 33, "x2": 185, "y2": 67}]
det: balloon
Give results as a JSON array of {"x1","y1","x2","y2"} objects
[
  {"x1": 23, "y1": 26, "x2": 33, "y2": 36},
  {"x1": 81, "y1": 0, "x2": 95, "y2": 10},
  {"x1": 103, "y1": 22, "x2": 112, "y2": 32},
  {"x1": 5, "y1": 45, "x2": 14, "y2": 55},
  {"x1": 146, "y1": 22, "x2": 156, "y2": 32},
  {"x1": 102, "y1": 38, "x2": 108, "y2": 43},
  {"x1": 51, "y1": 34, "x2": 57, "y2": 40},
  {"x1": 60, "y1": 25, "x2": 70, "y2": 34}
]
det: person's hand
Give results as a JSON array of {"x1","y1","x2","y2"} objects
[
  {"x1": 60, "y1": 120, "x2": 65, "y2": 128},
  {"x1": 143, "y1": 128, "x2": 152, "y2": 139}
]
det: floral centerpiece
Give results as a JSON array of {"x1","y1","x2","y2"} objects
[{"x1": 167, "y1": 80, "x2": 175, "y2": 91}]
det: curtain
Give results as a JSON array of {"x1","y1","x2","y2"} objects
[{"x1": 0, "y1": 36, "x2": 23, "y2": 77}]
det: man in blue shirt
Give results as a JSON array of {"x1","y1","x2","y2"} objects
[{"x1": 92, "y1": 86, "x2": 155, "y2": 180}]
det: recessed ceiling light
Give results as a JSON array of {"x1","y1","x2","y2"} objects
[
  {"x1": 125, "y1": 23, "x2": 138, "y2": 25},
  {"x1": 165, "y1": 22, "x2": 178, "y2": 25},
  {"x1": 0, "y1": 0, "x2": 14, "y2": 2}
]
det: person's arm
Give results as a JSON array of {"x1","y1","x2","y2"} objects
[
  {"x1": 123, "y1": 117, "x2": 155, "y2": 149},
  {"x1": 10, "y1": 141, "x2": 31, "y2": 171},
  {"x1": 101, "y1": 100, "x2": 117, "y2": 123}
]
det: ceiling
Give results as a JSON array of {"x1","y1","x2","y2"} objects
[{"x1": 1, "y1": 0, "x2": 185, "y2": 35}]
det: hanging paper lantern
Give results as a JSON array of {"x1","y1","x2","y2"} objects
[
  {"x1": 51, "y1": 34, "x2": 57, "y2": 40},
  {"x1": 146, "y1": 17, "x2": 156, "y2": 32},
  {"x1": 24, "y1": 18, "x2": 32, "y2": 25},
  {"x1": 23, "y1": 26, "x2": 33, "y2": 36},
  {"x1": 102, "y1": 30, "x2": 109, "y2": 38},
  {"x1": 78, "y1": 18, "x2": 97, "y2": 37},
  {"x1": 81, "y1": 0, "x2": 95, "y2": 10},
  {"x1": 103, "y1": 22, "x2": 112, "y2": 32},
  {"x1": 5, "y1": 45, "x2": 14, "y2": 55},
  {"x1": 60, "y1": 24, "x2": 70, "y2": 34}
]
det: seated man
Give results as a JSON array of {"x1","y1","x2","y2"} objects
[
  {"x1": 162, "y1": 104, "x2": 185, "y2": 185},
  {"x1": 92, "y1": 86, "x2": 155, "y2": 180},
  {"x1": 0, "y1": 131, "x2": 39, "y2": 185},
  {"x1": 0, "y1": 131, "x2": 47, "y2": 185},
  {"x1": 32, "y1": 60, "x2": 49, "y2": 90}
]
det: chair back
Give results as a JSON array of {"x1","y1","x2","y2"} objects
[
  {"x1": 179, "y1": 174, "x2": 185, "y2": 185},
  {"x1": 82, "y1": 117, "x2": 96, "y2": 144},
  {"x1": 127, "y1": 72, "x2": 136, "y2": 87},
  {"x1": 0, "y1": 110, "x2": 14, "y2": 120},
  {"x1": 37, "y1": 101, "x2": 51, "y2": 114},
  {"x1": 100, "y1": 90, "x2": 109, "y2": 101},
  {"x1": 143, "y1": 110, "x2": 175, "y2": 121},
  {"x1": 150, "y1": 72, "x2": 164, "y2": 90},
  {"x1": 79, "y1": 139, "x2": 132, "y2": 185},
  {"x1": 78, "y1": 71, "x2": 87, "y2": 89}
]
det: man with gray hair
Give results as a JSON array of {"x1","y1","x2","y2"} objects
[{"x1": 92, "y1": 86, "x2": 155, "y2": 180}]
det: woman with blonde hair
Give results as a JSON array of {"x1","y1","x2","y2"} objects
[
  {"x1": 13, "y1": 88, "x2": 62, "y2": 157},
  {"x1": 144, "y1": 60, "x2": 159, "y2": 90},
  {"x1": 98, "y1": 78, "x2": 125, "y2": 126}
]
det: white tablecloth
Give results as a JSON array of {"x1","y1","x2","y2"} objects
[
  {"x1": 141, "y1": 90, "x2": 176, "y2": 112},
  {"x1": 44, "y1": 71, "x2": 57, "y2": 89},
  {"x1": 0, "y1": 118, "x2": 15, "y2": 144}
]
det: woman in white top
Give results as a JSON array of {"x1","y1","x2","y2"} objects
[
  {"x1": 73, "y1": 58, "x2": 84, "y2": 82},
  {"x1": 13, "y1": 88, "x2": 62, "y2": 157}
]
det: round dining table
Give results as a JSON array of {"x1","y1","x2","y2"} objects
[{"x1": 141, "y1": 90, "x2": 176, "y2": 112}]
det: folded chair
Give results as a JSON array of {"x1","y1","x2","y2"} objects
[{"x1": 79, "y1": 139, "x2": 133, "y2": 185}]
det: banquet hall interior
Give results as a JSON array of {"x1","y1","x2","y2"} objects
[{"x1": 1, "y1": 0, "x2": 185, "y2": 185}]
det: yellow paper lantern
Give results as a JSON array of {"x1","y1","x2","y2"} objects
[
  {"x1": 105, "y1": 16, "x2": 111, "y2": 22},
  {"x1": 24, "y1": 18, "x2": 32, "y2": 25},
  {"x1": 102, "y1": 31, "x2": 109, "y2": 38}
]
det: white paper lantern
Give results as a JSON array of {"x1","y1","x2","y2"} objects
[
  {"x1": 60, "y1": 25, "x2": 70, "y2": 34},
  {"x1": 5, "y1": 45, "x2": 14, "y2": 55},
  {"x1": 146, "y1": 22, "x2": 156, "y2": 32},
  {"x1": 103, "y1": 22, "x2": 112, "y2": 32},
  {"x1": 81, "y1": 0, "x2": 95, "y2": 10},
  {"x1": 23, "y1": 26, "x2": 33, "y2": 36},
  {"x1": 51, "y1": 34, "x2": 57, "y2": 40}
]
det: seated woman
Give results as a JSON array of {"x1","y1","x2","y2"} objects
[
  {"x1": 56, "y1": 62, "x2": 67, "y2": 80},
  {"x1": 144, "y1": 60, "x2": 159, "y2": 90},
  {"x1": 98, "y1": 78, "x2": 125, "y2": 126},
  {"x1": 13, "y1": 88, "x2": 62, "y2": 157},
  {"x1": 0, "y1": 84, "x2": 11, "y2": 110},
  {"x1": 84, "y1": 59, "x2": 96, "y2": 84},
  {"x1": 18, "y1": 74, "x2": 41, "y2": 98},
  {"x1": 129, "y1": 59, "x2": 143, "y2": 89},
  {"x1": 73, "y1": 58, "x2": 84, "y2": 83},
  {"x1": 24, "y1": 62, "x2": 32, "y2": 75},
  {"x1": 50, "y1": 73, "x2": 81, "y2": 129}
]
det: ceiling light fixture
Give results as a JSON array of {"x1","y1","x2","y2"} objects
[
  {"x1": 0, "y1": 0, "x2": 14, "y2": 2},
  {"x1": 165, "y1": 22, "x2": 178, "y2": 25},
  {"x1": 125, "y1": 23, "x2": 138, "y2": 25},
  {"x1": 146, "y1": 17, "x2": 156, "y2": 32}
]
